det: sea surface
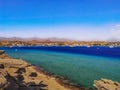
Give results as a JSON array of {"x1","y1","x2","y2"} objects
[{"x1": 0, "y1": 46, "x2": 120, "y2": 88}]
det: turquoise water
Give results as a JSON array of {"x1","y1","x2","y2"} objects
[{"x1": 1, "y1": 47, "x2": 120, "y2": 88}]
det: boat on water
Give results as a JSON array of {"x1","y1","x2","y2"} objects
[{"x1": 109, "y1": 46, "x2": 114, "y2": 48}]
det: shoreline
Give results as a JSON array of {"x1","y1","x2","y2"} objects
[
  {"x1": 32, "y1": 65, "x2": 86, "y2": 90},
  {"x1": 0, "y1": 50, "x2": 85, "y2": 90},
  {"x1": 0, "y1": 45, "x2": 120, "y2": 47},
  {"x1": 0, "y1": 50, "x2": 120, "y2": 90}
]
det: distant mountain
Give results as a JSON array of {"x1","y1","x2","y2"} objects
[
  {"x1": 106, "y1": 38, "x2": 120, "y2": 42},
  {"x1": 0, "y1": 37, "x2": 26, "y2": 41},
  {"x1": 1, "y1": 37, "x2": 120, "y2": 42},
  {"x1": 0, "y1": 37, "x2": 72, "y2": 42}
]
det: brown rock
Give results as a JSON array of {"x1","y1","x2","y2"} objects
[
  {"x1": 16, "y1": 68, "x2": 26, "y2": 74},
  {"x1": 29, "y1": 72, "x2": 38, "y2": 77},
  {"x1": 0, "y1": 59, "x2": 30, "y2": 68},
  {"x1": 0, "y1": 50, "x2": 5, "y2": 55},
  {"x1": 0, "y1": 50, "x2": 11, "y2": 59},
  {"x1": 26, "y1": 82, "x2": 36, "y2": 86},
  {"x1": 94, "y1": 78, "x2": 120, "y2": 90},
  {"x1": 0, "y1": 69, "x2": 9, "y2": 89},
  {"x1": 16, "y1": 74, "x2": 24, "y2": 81},
  {"x1": 0, "y1": 64, "x2": 4, "y2": 69}
]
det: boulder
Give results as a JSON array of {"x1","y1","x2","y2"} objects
[
  {"x1": 0, "y1": 50, "x2": 5, "y2": 55},
  {"x1": 29, "y1": 72, "x2": 38, "y2": 77},
  {"x1": 94, "y1": 78, "x2": 120, "y2": 90},
  {"x1": 0, "y1": 64, "x2": 4, "y2": 69},
  {"x1": 16, "y1": 68, "x2": 26, "y2": 74},
  {"x1": 16, "y1": 74, "x2": 24, "y2": 81}
]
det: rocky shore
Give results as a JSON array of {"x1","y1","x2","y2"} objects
[
  {"x1": 0, "y1": 50, "x2": 83, "y2": 90},
  {"x1": 94, "y1": 78, "x2": 120, "y2": 90},
  {"x1": 0, "y1": 50, "x2": 120, "y2": 90}
]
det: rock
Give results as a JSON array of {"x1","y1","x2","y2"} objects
[
  {"x1": 0, "y1": 50, "x2": 11, "y2": 59},
  {"x1": 0, "y1": 50, "x2": 5, "y2": 55},
  {"x1": 0, "y1": 69, "x2": 9, "y2": 89},
  {"x1": 0, "y1": 59, "x2": 30, "y2": 68},
  {"x1": 16, "y1": 74, "x2": 24, "y2": 81},
  {"x1": 0, "y1": 64, "x2": 4, "y2": 69},
  {"x1": 26, "y1": 82, "x2": 36, "y2": 86},
  {"x1": 16, "y1": 68, "x2": 26, "y2": 74},
  {"x1": 94, "y1": 78, "x2": 120, "y2": 90},
  {"x1": 0, "y1": 58, "x2": 43, "y2": 90},
  {"x1": 29, "y1": 72, "x2": 38, "y2": 77}
]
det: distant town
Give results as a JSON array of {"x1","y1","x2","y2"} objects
[{"x1": 0, "y1": 38, "x2": 120, "y2": 47}]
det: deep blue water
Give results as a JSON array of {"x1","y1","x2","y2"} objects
[
  {"x1": 0, "y1": 46, "x2": 120, "y2": 88},
  {"x1": 1, "y1": 46, "x2": 120, "y2": 58}
]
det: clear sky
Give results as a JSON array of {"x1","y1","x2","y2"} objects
[{"x1": 0, "y1": 0, "x2": 120, "y2": 41}]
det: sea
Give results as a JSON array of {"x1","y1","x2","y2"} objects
[{"x1": 0, "y1": 46, "x2": 120, "y2": 89}]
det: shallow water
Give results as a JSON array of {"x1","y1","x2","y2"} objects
[{"x1": 0, "y1": 46, "x2": 120, "y2": 88}]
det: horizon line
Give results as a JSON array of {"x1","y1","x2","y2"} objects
[{"x1": 0, "y1": 36, "x2": 120, "y2": 42}]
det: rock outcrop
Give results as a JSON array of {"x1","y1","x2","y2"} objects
[
  {"x1": 0, "y1": 59, "x2": 47, "y2": 90},
  {"x1": 94, "y1": 78, "x2": 120, "y2": 90},
  {"x1": 0, "y1": 50, "x2": 48, "y2": 90},
  {"x1": 0, "y1": 69, "x2": 9, "y2": 89}
]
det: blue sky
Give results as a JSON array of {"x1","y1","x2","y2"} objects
[{"x1": 0, "y1": 0, "x2": 120, "y2": 40}]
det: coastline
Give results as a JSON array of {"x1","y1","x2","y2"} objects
[
  {"x1": 0, "y1": 50, "x2": 84, "y2": 90},
  {"x1": 32, "y1": 65, "x2": 85, "y2": 90},
  {"x1": 1, "y1": 50, "x2": 120, "y2": 90}
]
